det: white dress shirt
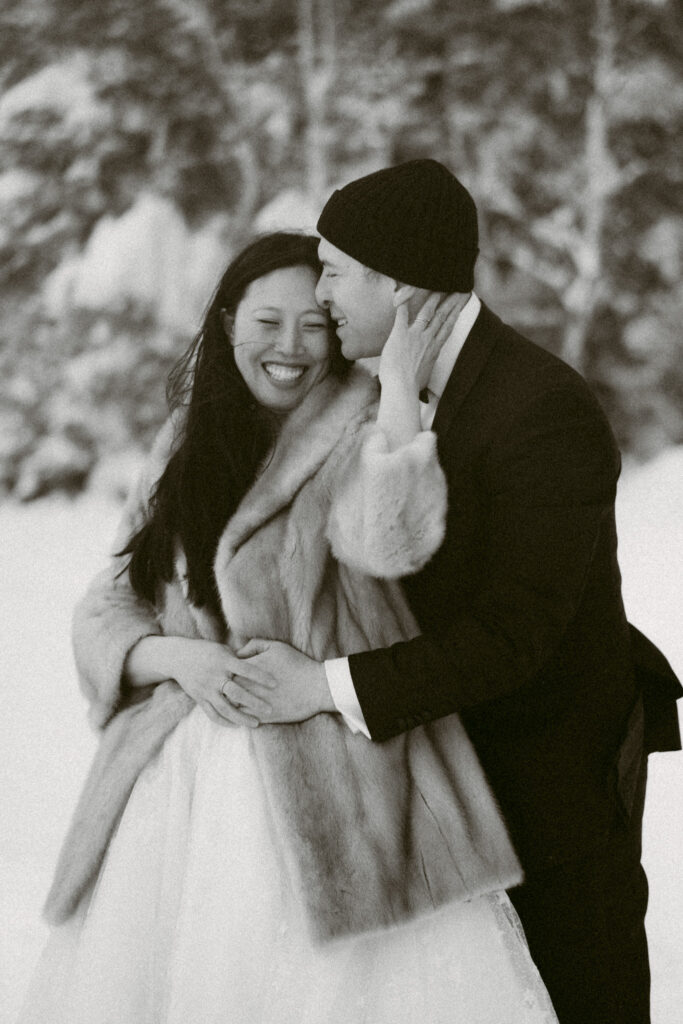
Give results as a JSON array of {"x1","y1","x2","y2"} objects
[{"x1": 325, "y1": 293, "x2": 482, "y2": 736}]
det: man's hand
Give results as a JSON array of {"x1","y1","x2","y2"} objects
[{"x1": 231, "y1": 639, "x2": 335, "y2": 724}]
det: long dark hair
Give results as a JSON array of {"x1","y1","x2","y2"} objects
[{"x1": 120, "y1": 231, "x2": 348, "y2": 620}]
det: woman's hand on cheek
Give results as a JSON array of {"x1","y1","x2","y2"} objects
[{"x1": 379, "y1": 290, "x2": 468, "y2": 393}]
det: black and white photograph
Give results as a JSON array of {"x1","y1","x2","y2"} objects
[{"x1": 1, "y1": 2, "x2": 681, "y2": 1022}]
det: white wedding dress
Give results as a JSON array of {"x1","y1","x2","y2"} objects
[{"x1": 19, "y1": 705, "x2": 558, "y2": 1024}]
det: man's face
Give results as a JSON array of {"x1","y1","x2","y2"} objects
[{"x1": 315, "y1": 239, "x2": 397, "y2": 359}]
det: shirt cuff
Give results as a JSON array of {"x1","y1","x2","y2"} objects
[{"x1": 324, "y1": 657, "x2": 371, "y2": 738}]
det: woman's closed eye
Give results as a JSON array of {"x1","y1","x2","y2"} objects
[{"x1": 256, "y1": 318, "x2": 325, "y2": 331}]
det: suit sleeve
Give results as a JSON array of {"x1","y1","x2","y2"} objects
[
  {"x1": 71, "y1": 420, "x2": 176, "y2": 727},
  {"x1": 348, "y1": 384, "x2": 622, "y2": 741}
]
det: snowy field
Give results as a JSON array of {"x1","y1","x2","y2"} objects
[{"x1": 2, "y1": 451, "x2": 682, "y2": 1023}]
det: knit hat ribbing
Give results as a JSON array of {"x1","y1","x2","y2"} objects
[{"x1": 316, "y1": 159, "x2": 478, "y2": 292}]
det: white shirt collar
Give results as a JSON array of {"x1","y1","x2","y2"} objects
[{"x1": 427, "y1": 292, "x2": 481, "y2": 400}]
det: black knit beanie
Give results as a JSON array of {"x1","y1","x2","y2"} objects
[{"x1": 316, "y1": 159, "x2": 478, "y2": 292}]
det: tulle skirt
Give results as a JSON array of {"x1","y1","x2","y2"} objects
[{"x1": 19, "y1": 706, "x2": 557, "y2": 1024}]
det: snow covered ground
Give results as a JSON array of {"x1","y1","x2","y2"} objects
[{"x1": 1, "y1": 451, "x2": 682, "y2": 1023}]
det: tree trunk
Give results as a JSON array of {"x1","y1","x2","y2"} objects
[
  {"x1": 298, "y1": 0, "x2": 336, "y2": 207},
  {"x1": 561, "y1": 0, "x2": 618, "y2": 372}
]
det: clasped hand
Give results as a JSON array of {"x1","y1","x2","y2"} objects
[
  {"x1": 230, "y1": 639, "x2": 334, "y2": 724},
  {"x1": 175, "y1": 636, "x2": 332, "y2": 727}
]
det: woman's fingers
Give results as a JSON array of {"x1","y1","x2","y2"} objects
[
  {"x1": 210, "y1": 694, "x2": 260, "y2": 728},
  {"x1": 419, "y1": 294, "x2": 469, "y2": 360},
  {"x1": 199, "y1": 700, "x2": 223, "y2": 724},
  {"x1": 412, "y1": 294, "x2": 466, "y2": 354},
  {"x1": 435, "y1": 297, "x2": 467, "y2": 339},
  {"x1": 424, "y1": 294, "x2": 465, "y2": 332},
  {"x1": 220, "y1": 649, "x2": 276, "y2": 689},
  {"x1": 389, "y1": 301, "x2": 410, "y2": 338},
  {"x1": 221, "y1": 678, "x2": 272, "y2": 716},
  {"x1": 413, "y1": 291, "x2": 443, "y2": 325},
  {"x1": 416, "y1": 292, "x2": 465, "y2": 325},
  {"x1": 197, "y1": 683, "x2": 261, "y2": 728}
]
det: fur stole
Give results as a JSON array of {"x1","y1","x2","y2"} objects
[{"x1": 45, "y1": 367, "x2": 522, "y2": 939}]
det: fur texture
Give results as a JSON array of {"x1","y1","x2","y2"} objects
[{"x1": 47, "y1": 367, "x2": 522, "y2": 939}]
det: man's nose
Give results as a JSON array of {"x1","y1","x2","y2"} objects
[{"x1": 315, "y1": 276, "x2": 330, "y2": 306}]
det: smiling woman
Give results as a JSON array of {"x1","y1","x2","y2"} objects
[
  {"x1": 224, "y1": 264, "x2": 332, "y2": 413},
  {"x1": 114, "y1": 232, "x2": 348, "y2": 623}
]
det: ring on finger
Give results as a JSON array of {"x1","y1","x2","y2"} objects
[{"x1": 221, "y1": 678, "x2": 245, "y2": 711}]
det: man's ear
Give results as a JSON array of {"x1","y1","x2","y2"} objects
[
  {"x1": 392, "y1": 283, "x2": 417, "y2": 308},
  {"x1": 220, "y1": 309, "x2": 234, "y2": 338},
  {"x1": 393, "y1": 282, "x2": 435, "y2": 320}
]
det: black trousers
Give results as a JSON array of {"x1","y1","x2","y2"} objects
[{"x1": 509, "y1": 765, "x2": 650, "y2": 1024}]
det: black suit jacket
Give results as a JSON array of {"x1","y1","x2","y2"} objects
[{"x1": 349, "y1": 304, "x2": 681, "y2": 872}]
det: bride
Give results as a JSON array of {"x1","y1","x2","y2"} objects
[{"x1": 19, "y1": 231, "x2": 557, "y2": 1023}]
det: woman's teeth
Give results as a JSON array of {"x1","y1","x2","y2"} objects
[{"x1": 263, "y1": 362, "x2": 307, "y2": 383}]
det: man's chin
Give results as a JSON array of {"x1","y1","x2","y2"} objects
[
  {"x1": 340, "y1": 335, "x2": 381, "y2": 361},
  {"x1": 340, "y1": 339, "x2": 358, "y2": 359}
]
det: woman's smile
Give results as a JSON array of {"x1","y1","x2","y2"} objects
[{"x1": 262, "y1": 361, "x2": 309, "y2": 385}]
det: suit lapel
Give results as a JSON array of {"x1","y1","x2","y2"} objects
[{"x1": 431, "y1": 303, "x2": 500, "y2": 442}]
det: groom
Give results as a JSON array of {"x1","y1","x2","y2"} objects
[{"x1": 235, "y1": 160, "x2": 682, "y2": 1023}]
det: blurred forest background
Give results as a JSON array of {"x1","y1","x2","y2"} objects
[{"x1": 1, "y1": 0, "x2": 681, "y2": 501}]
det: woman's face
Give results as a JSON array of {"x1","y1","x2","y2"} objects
[{"x1": 228, "y1": 265, "x2": 332, "y2": 414}]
